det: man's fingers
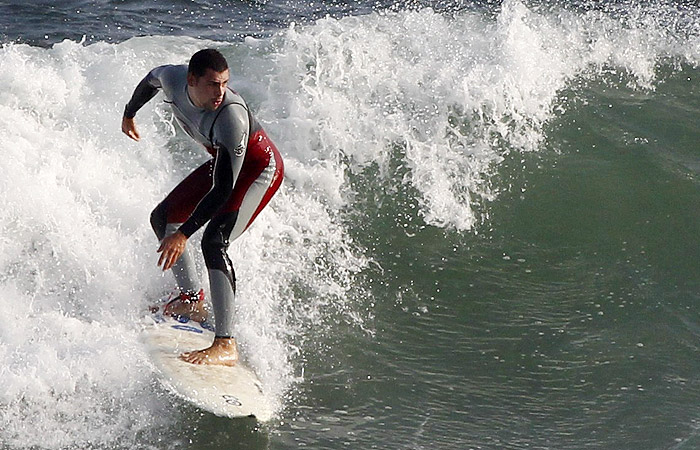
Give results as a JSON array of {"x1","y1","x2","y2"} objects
[
  {"x1": 157, "y1": 247, "x2": 182, "y2": 271},
  {"x1": 121, "y1": 117, "x2": 141, "y2": 141},
  {"x1": 125, "y1": 129, "x2": 140, "y2": 141},
  {"x1": 163, "y1": 253, "x2": 177, "y2": 271},
  {"x1": 158, "y1": 249, "x2": 173, "y2": 269},
  {"x1": 156, "y1": 231, "x2": 187, "y2": 271},
  {"x1": 157, "y1": 249, "x2": 167, "y2": 269}
]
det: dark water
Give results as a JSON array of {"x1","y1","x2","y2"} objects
[
  {"x1": 0, "y1": 1, "x2": 698, "y2": 449},
  {"x1": 0, "y1": 0, "x2": 446, "y2": 46}
]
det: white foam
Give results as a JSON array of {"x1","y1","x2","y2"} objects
[
  {"x1": 260, "y1": 0, "x2": 698, "y2": 229},
  {"x1": 0, "y1": 33, "x2": 369, "y2": 445},
  {"x1": 0, "y1": 41, "x2": 182, "y2": 447}
]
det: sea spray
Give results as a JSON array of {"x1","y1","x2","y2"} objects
[
  {"x1": 0, "y1": 31, "x2": 371, "y2": 445},
  {"x1": 0, "y1": 40, "x2": 183, "y2": 448},
  {"x1": 263, "y1": 0, "x2": 698, "y2": 231}
]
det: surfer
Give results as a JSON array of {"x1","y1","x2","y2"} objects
[{"x1": 121, "y1": 49, "x2": 283, "y2": 366}]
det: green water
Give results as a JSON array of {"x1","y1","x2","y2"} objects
[
  {"x1": 263, "y1": 69, "x2": 699, "y2": 449},
  {"x1": 103, "y1": 60, "x2": 699, "y2": 450},
  {"x1": 182, "y1": 66, "x2": 699, "y2": 450}
]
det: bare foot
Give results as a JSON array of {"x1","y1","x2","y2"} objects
[
  {"x1": 180, "y1": 337, "x2": 239, "y2": 366},
  {"x1": 165, "y1": 296, "x2": 208, "y2": 323}
]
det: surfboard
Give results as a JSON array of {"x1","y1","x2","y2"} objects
[{"x1": 143, "y1": 307, "x2": 274, "y2": 422}]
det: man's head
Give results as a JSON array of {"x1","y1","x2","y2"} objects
[
  {"x1": 188, "y1": 49, "x2": 228, "y2": 78},
  {"x1": 187, "y1": 49, "x2": 230, "y2": 111}
]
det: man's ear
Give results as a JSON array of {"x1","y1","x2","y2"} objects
[{"x1": 187, "y1": 72, "x2": 196, "y2": 87}]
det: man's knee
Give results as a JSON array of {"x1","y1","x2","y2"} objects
[
  {"x1": 150, "y1": 202, "x2": 168, "y2": 240},
  {"x1": 201, "y1": 230, "x2": 227, "y2": 268},
  {"x1": 201, "y1": 212, "x2": 238, "y2": 271},
  {"x1": 202, "y1": 213, "x2": 238, "y2": 292}
]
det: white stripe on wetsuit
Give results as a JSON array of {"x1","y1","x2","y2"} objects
[{"x1": 229, "y1": 153, "x2": 278, "y2": 241}]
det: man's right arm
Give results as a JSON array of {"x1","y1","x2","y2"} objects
[
  {"x1": 124, "y1": 70, "x2": 162, "y2": 118},
  {"x1": 121, "y1": 68, "x2": 166, "y2": 141}
]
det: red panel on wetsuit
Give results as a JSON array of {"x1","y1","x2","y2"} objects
[
  {"x1": 162, "y1": 129, "x2": 280, "y2": 226},
  {"x1": 225, "y1": 129, "x2": 273, "y2": 212}
]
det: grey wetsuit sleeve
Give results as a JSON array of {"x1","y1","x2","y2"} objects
[
  {"x1": 178, "y1": 104, "x2": 249, "y2": 238},
  {"x1": 123, "y1": 68, "x2": 164, "y2": 118}
]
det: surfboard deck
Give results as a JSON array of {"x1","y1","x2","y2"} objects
[{"x1": 143, "y1": 308, "x2": 274, "y2": 422}]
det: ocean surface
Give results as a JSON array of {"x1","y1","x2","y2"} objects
[{"x1": 0, "y1": 0, "x2": 698, "y2": 448}]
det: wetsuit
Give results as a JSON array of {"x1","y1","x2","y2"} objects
[{"x1": 124, "y1": 64, "x2": 283, "y2": 338}]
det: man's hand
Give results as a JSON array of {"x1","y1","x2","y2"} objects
[
  {"x1": 157, "y1": 231, "x2": 187, "y2": 271},
  {"x1": 121, "y1": 116, "x2": 141, "y2": 141}
]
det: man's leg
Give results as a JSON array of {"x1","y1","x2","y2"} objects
[
  {"x1": 150, "y1": 161, "x2": 214, "y2": 319},
  {"x1": 226, "y1": 130, "x2": 285, "y2": 242},
  {"x1": 180, "y1": 212, "x2": 239, "y2": 366},
  {"x1": 179, "y1": 132, "x2": 284, "y2": 366}
]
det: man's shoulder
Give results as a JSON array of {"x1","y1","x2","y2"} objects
[
  {"x1": 210, "y1": 94, "x2": 252, "y2": 148},
  {"x1": 152, "y1": 64, "x2": 187, "y2": 76},
  {"x1": 150, "y1": 64, "x2": 187, "y2": 89},
  {"x1": 217, "y1": 91, "x2": 250, "y2": 122},
  {"x1": 223, "y1": 89, "x2": 247, "y2": 108}
]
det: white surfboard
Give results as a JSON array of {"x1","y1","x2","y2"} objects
[{"x1": 143, "y1": 313, "x2": 274, "y2": 421}]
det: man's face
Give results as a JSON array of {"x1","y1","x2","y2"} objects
[{"x1": 187, "y1": 68, "x2": 230, "y2": 111}]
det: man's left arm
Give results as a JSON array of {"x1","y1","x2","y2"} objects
[
  {"x1": 177, "y1": 104, "x2": 249, "y2": 238},
  {"x1": 156, "y1": 102, "x2": 249, "y2": 271},
  {"x1": 157, "y1": 139, "x2": 242, "y2": 270}
]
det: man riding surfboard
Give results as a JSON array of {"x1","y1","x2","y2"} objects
[{"x1": 122, "y1": 49, "x2": 283, "y2": 366}]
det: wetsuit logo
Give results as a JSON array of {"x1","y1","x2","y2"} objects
[{"x1": 234, "y1": 133, "x2": 247, "y2": 156}]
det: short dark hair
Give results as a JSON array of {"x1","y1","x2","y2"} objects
[{"x1": 188, "y1": 49, "x2": 228, "y2": 78}]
